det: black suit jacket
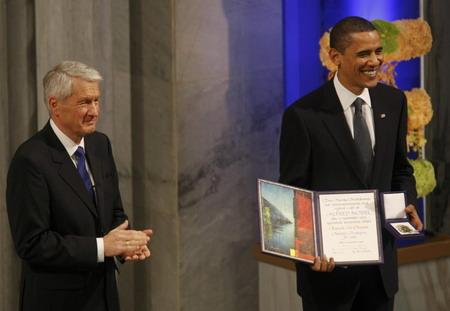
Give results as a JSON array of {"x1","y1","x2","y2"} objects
[
  {"x1": 279, "y1": 81, "x2": 417, "y2": 301},
  {"x1": 7, "y1": 122, "x2": 127, "y2": 311}
]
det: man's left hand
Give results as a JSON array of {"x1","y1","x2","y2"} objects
[
  {"x1": 405, "y1": 204, "x2": 423, "y2": 231},
  {"x1": 121, "y1": 228, "x2": 152, "y2": 261},
  {"x1": 122, "y1": 245, "x2": 151, "y2": 261}
]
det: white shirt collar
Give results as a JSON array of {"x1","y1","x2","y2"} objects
[
  {"x1": 333, "y1": 73, "x2": 372, "y2": 112},
  {"x1": 50, "y1": 119, "x2": 85, "y2": 157}
]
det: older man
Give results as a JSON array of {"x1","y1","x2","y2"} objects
[{"x1": 7, "y1": 61, "x2": 151, "y2": 311}]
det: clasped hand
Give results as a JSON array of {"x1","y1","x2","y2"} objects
[{"x1": 103, "y1": 220, "x2": 153, "y2": 261}]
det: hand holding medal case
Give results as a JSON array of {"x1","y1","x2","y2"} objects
[{"x1": 380, "y1": 192, "x2": 423, "y2": 239}]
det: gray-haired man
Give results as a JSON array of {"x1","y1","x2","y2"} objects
[{"x1": 7, "y1": 61, "x2": 152, "y2": 311}]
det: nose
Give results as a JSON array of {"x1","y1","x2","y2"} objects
[
  {"x1": 87, "y1": 102, "x2": 99, "y2": 116},
  {"x1": 368, "y1": 52, "x2": 382, "y2": 66}
]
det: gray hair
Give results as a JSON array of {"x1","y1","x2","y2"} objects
[{"x1": 43, "y1": 61, "x2": 102, "y2": 109}]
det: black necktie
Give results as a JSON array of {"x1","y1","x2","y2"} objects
[
  {"x1": 353, "y1": 97, "x2": 373, "y2": 183},
  {"x1": 74, "y1": 146, "x2": 95, "y2": 201}
]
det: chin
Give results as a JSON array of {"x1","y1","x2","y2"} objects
[
  {"x1": 364, "y1": 79, "x2": 379, "y2": 89},
  {"x1": 82, "y1": 125, "x2": 96, "y2": 135}
]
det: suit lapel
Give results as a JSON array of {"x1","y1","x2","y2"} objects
[
  {"x1": 44, "y1": 123, "x2": 98, "y2": 217},
  {"x1": 319, "y1": 82, "x2": 367, "y2": 185},
  {"x1": 370, "y1": 87, "x2": 390, "y2": 187}
]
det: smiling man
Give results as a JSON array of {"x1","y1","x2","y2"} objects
[
  {"x1": 7, "y1": 61, "x2": 152, "y2": 311},
  {"x1": 279, "y1": 17, "x2": 422, "y2": 311}
]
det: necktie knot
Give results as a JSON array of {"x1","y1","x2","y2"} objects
[
  {"x1": 353, "y1": 97, "x2": 364, "y2": 115},
  {"x1": 74, "y1": 146, "x2": 86, "y2": 161}
]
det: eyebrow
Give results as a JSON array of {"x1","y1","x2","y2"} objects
[
  {"x1": 77, "y1": 97, "x2": 98, "y2": 103},
  {"x1": 356, "y1": 46, "x2": 383, "y2": 54}
]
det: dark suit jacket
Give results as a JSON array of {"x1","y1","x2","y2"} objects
[
  {"x1": 7, "y1": 122, "x2": 127, "y2": 311},
  {"x1": 279, "y1": 81, "x2": 417, "y2": 302}
]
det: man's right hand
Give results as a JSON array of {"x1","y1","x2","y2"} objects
[
  {"x1": 311, "y1": 256, "x2": 335, "y2": 272},
  {"x1": 103, "y1": 220, "x2": 150, "y2": 257}
]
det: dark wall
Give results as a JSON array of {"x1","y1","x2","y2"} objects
[{"x1": 425, "y1": 1, "x2": 450, "y2": 233}]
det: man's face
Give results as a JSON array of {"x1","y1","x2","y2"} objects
[
  {"x1": 330, "y1": 30, "x2": 383, "y2": 95},
  {"x1": 50, "y1": 78, "x2": 100, "y2": 143}
]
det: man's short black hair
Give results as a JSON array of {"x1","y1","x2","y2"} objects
[{"x1": 330, "y1": 16, "x2": 377, "y2": 52}]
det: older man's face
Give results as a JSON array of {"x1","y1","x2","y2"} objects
[{"x1": 51, "y1": 78, "x2": 100, "y2": 143}]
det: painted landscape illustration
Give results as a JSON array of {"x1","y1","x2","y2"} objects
[{"x1": 259, "y1": 180, "x2": 316, "y2": 262}]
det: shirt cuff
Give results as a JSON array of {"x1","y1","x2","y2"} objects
[{"x1": 96, "y1": 238, "x2": 105, "y2": 262}]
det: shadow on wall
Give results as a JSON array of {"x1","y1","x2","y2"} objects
[
  {"x1": 221, "y1": 0, "x2": 284, "y2": 310},
  {"x1": 222, "y1": 0, "x2": 284, "y2": 181}
]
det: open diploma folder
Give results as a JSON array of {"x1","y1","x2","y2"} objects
[{"x1": 258, "y1": 179, "x2": 384, "y2": 265}]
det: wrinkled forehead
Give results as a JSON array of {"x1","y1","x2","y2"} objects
[{"x1": 70, "y1": 78, "x2": 101, "y2": 97}]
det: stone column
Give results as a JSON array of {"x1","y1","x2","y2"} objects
[
  {"x1": 130, "y1": 0, "x2": 284, "y2": 310},
  {"x1": 1, "y1": 1, "x2": 284, "y2": 310},
  {"x1": 130, "y1": 1, "x2": 179, "y2": 310},
  {"x1": 0, "y1": 1, "x2": 18, "y2": 310},
  {"x1": 1, "y1": 1, "x2": 36, "y2": 309}
]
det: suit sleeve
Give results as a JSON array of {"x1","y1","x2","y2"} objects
[
  {"x1": 391, "y1": 92, "x2": 418, "y2": 206},
  {"x1": 279, "y1": 106, "x2": 311, "y2": 188},
  {"x1": 105, "y1": 136, "x2": 127, "y2": 229},
  {"x1": 6, "y1": 153, "x2": 98, "y2": 270}
]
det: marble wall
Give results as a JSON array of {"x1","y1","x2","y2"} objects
[
  {"x1": 0, "y1": 0, "x2": 136, "y2": 310},
  {"x1": 2, "y1": 1, "x2": 449, "y2": 311},
  {"x1": 0, "y1": 0, "x2": 284, "y2": 310},
  {"x1": 176, "y1": 0, "x2": 283, "y2": 309},
  {"x1": 1, "y1": 1, "x2": 36, "y2": 309},
  {"x1": 130, "y1": 1, "x2": 179, "y2": 310},
  {"x1": 129, "y1": 0, "x2": 284, "y2": 310},
  {"x1": 396, "y1": 258, "x2": 450, "y2": 310},
  {"x1": 0, "y1": 2, "x2": 15, "y2": 310},
  {"x1": 259, "y1": 258, "x2": 450, "y2": 311}
]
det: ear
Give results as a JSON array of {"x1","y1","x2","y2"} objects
[
  {"x1": 48, "y1": 97, "x2": 59, "y2": 116},
  {"x1": 329, "y1": 48, "x2": 342, "y2": 68}
]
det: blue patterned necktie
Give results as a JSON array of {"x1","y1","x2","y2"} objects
[
  {"x1": 74, "y1": 146, "x2": 95, "y2": 201},
  {"x1": 353, "y1": 97, "x2": 373, "y2": 183}
]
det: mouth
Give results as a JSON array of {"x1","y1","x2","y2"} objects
[
  {"x1": 83, "y1": 118, "x2": 97, "y2": 126},
  {"x1": 361, "y1": 69, "x2": 378, "y2": 78}
]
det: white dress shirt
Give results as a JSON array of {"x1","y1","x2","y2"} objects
[
  {"x1": 333, "y1": 74, "x2": 376, "y2": 149},
  {"x1": 50, "y1": 119, "x2": 105, "y2": 263}
]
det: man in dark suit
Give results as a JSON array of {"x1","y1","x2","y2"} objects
[
  {"x1": 6, "y1": 61, "x2": 152, "y2": 311},
  {"x1": 279, "y1": 17, "x2": 423, "y2": 311}
]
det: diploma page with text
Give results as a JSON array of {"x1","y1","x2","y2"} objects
[{"x1": 316, "y1": 191, "x2": 383, "y2": 265}]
